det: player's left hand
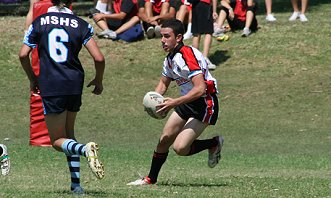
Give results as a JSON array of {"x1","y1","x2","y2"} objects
[{"x1": 87, "y1": 79, "x2": 103, "y2": 95}]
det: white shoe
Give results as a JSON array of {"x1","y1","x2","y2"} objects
[
  {"x1": 208, "y1": 136, "x2": 224, "y2": 168},
  {"x1": 213, "y1": 27, "x2": 225, "y2": 37},
  {"x1": 266, "y1": 14, "x2": 277, "y2": 22},
  {"x1": 85, "y1": 142, "x2": 105, "y2": 179},
  {"x1": 183, "y1": 32, "x2": 193, "y2": 40},
  {"x1": 241, "y1": 27, "x2": 251, "y2": 37},
  {"x1": 205, "y1": 57, "x2": 216, "y2": 70},
  {"x1": 299, "y1": 14, "x2": 308, "y2": 22},
  {"x1": 0, "y1": 144, "x2": 10, "y2": 176},
  {"x1": 127, "y1": 176, "x2": 152, "y2": 186},
  {"x1": 146, "y1": 26, "x2": 155, "y2": 39},
  {"x1": 71, "y1": 186, "x2": 84, "y2": 195},
  {"x1": 289, "y1": 11, "x2": 300, "y2": 21},
  {"x1": 154, "y1": 25, "x2": 162, "y2": 38},
  {"x1": 97, "y1": 29, "x2": 117, "y2": 39}
]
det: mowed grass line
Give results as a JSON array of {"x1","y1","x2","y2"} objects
[{"x1": 1, "y1": 3, "x2": 331, "y2": 197}]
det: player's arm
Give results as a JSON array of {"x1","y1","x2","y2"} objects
[
  {"x1": 157, "y1": 73, "x2": 206, "y2": 113},
  {"x1": 155, "y1": 75, "x2": 171, "y2": 95},
  {"x1": 174, "y1": 73, "x2": 206, "y2": 105},
  {"x1": 18, "y1": 44, "x2": 39, "y2": 93},
  {"x1": 84, "y1": 38, "x2": 105, "y2": 95}
]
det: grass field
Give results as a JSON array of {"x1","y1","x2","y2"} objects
[{"x1": 0, "y1": 2, "x2": 331, "y2": 198}]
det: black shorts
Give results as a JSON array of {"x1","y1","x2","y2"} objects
[
  {"x1": 107, "y1": 20, "x2": 125, "y2": 31},
  {"x1": 42, "y1": 95, "x2": 82, "y2": 115},
  {"x1": 174, "y1": 94, "x2": 219, "y2": 125},
  {"x1": 191, "y1": 2, "x2": 213, "y2": 35}
]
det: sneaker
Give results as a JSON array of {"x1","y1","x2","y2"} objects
[
  {"x1": 289, "y1": 11, "x2": 300, "y2": 21},
  {"x1": 71, "y1": 186, "x2": 84, "y2": 195},
  {"x1": 266, "y1": 14, "x2": 277, "y2": 22},
  {"x1": 97, "y1": 29, "x2": 117, "y2": 39},
  {"x1": 241, "y1": 27, "x2": 251, "y2": 37},
  {"x1": 85, "y1": 142, "x2": 105, "y2": 179},
  {"x1": 208, "y1": 136, "x2": 224, "y2": 168},
  {"x1": 154, "y1": 25, "x2": 162, "y2": 38},
  {"x1": 299, "y1": 14, "x2": 308, "y2": 22},
  {"x1": 146, "y1": 26, "x2": 155, "y2": 39},
  {"x1": 213, "y1": 27, "x2": 225, "y2": 37},
  {"x1": 127, "y1": 176, "x2": 152, "y2": 186},
  {"x1": 205, "y1": 57, "x2": 216, "y2": 70},
  {"x1": 0, "y1": 144, "x2": 10, "y2": 176},
  {"x1": 183, "y1": 32, "x2": 193, "y2": 40}
]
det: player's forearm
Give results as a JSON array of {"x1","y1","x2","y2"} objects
[
  {"x1": 19, "y1": 55, "x2": 37, "y2": 83},
  {"x1": 94, "y1": 60, "x2": 105, "y2": 83}
]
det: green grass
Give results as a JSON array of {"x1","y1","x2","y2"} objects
[{"x1": 1, "y1": 4, "x2": 331, "y2": 197}]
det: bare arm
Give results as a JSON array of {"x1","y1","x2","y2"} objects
[
  {"x1": 18, "y1": 44, "x2": 39, "y2": 93},
  {"x1": 156, "y1": 74, "x2": 206, "y2": 113},
  {"x1": 155, "y1": 75, "x2": 171, "y2": 95},
  {"x1": 84, "y1": 38, "x2": 105, "y2": 95}
]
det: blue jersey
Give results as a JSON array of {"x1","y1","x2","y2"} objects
[{"x1": 24, "y1": 12, "x2": 94, "y2": 97}]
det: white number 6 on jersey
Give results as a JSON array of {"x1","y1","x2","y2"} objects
[{"x1": 49, "y1": 28, "x2": 69, "y2": 63}]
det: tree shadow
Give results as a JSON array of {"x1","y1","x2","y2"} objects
[{"x1": 209, "y1": 50, "x2": 231, "y2": 66}]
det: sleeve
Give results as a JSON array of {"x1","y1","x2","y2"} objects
[
  {"x1": 82, "y1": 23, "x2": 94, "y2": 45},
  {"x1": 161, "y1": 58, "x2": 173, "y2": 79},
  {"x1": 23, "y1": 24, "x2": 38, "y2": 48},
  {"x1": 121, "y1": 0, "x2": 135, "y2": 14}
]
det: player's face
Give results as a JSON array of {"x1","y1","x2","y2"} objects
[{"x1": 160, "y1": 27, "x2": 182, "y2": 52}]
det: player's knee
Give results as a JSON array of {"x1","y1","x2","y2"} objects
[
  {"x1": 158, "y1": 134, "x2": 172, "y2": 147},
  {"x1": 172, "y1": 143, "x2": 189, "y2": 156}
]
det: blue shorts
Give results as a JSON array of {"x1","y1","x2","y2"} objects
[
  {"x1": 42, "y1": 95, "x2": 82, "y2": 115},
  {"x1": 174, "y1": 93, "x2": 219, "y2": 125}
]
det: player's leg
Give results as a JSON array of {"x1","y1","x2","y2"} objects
[
  {"x1": 0, "y1": 144, "x2": 10, "y2": 176},
  {"x1": 127, "y1": 111, "x2": 187, "y2": 185}
]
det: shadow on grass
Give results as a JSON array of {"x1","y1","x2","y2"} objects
[
  {"x1": 210, "y1": 50, "x2": 231, "y2": 66},
  {"x1": 52, "y1": 189, "x2": 108, "y2": 197},
  {"x1": 158, "y1": 181, "x2": 229, "y2": 187}
]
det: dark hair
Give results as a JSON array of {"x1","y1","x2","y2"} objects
[
  {"x1": 51, "y1": 0, "x2": 72, "y2": 7},
  {"x1": 161, "y1": 19, "x2": 185, "y2": 38}
]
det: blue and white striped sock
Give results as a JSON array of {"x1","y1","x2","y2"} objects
[
  {"x1": 61, "y1": 139, "x2": 86, "y2": 157},
  {"x1": 66, "y1": 154, "x2": 81, "y2": 191}
]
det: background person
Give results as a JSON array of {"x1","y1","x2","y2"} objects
[
  {"x1": 289, "y1": 0, "x2": 308, "y2": 22},
  {"x1": 19, "y1": 0, "x2": 105, "y2": 194},
  {"x1": 214, "y1": 0, "x2": 258, "y2": 37},
  {"x1": 127, "y1": 19, "x2": 224, "y2": 186},
  {"x1": 265, "y1": 0, "x2": 276, "y2": 22},
  {"x1": 137, "y1": 0, "x2": 176, "y2": 39},
  {"x1": 93, "y1": 0, "x2": 140, "y2": 39}
]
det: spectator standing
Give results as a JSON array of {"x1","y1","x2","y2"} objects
[
  {"x1": 190, "y1": 0, "x2": 218, "y2": 70},
  {"x1": 289, "y1": 0, "x2": 308, "y2": 22},
  {"x1": 265, "y1": 0, "x2": 276, "y2": 22}
]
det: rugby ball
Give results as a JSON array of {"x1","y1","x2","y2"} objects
[{"x1": 143, "y1": 91, "x2": 167, "y2": 119}]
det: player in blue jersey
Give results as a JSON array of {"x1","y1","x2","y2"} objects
[
  {"x1": 19, "y1": 0, "x2": 105, "y2": 195},
  {"x1": 127, "y1": 19, "x2": 224, "y2": 186}
]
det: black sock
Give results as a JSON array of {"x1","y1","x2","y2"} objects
[
  {"x1": 186, "y1": 138, "x2": 218, "y2": 156},
  {"x1": 148, "y1": 151, "x2": 168, "y2": 184}
]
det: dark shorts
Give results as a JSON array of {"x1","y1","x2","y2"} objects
[
  {"x1": 107, "y1": 20, "x2": 125, "y2": 31},
  {"x1": 42, "y1": 95, "x2": 82, "y2": 115},
  {"x1": 174, "y1": 94, "x2": 219, "y2": 125},
  {"x1": 191, "y1": 2, "x2": 213, "y2": 35}
]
